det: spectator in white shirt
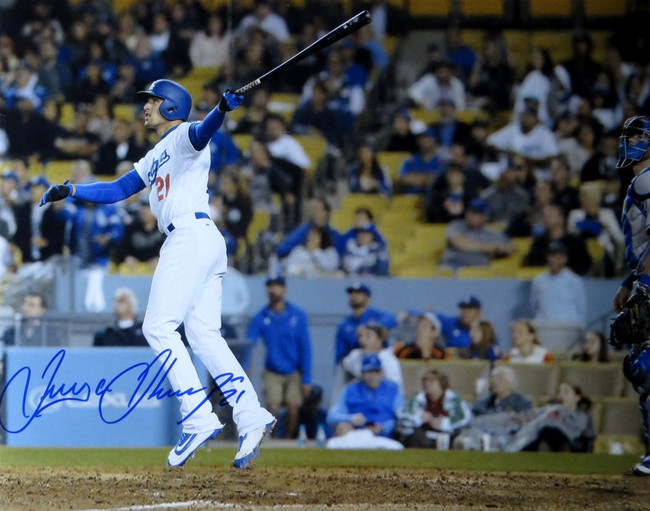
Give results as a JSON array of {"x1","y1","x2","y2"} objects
[
  {"x1": 407, "y1": 60, "x2": 466, "y2": 111},
  {"x1": 237, "y1": 0, "x2": 290, "y2": 44},
  {"x1": 530, "y1": 241, "x2": 587, "y2": 326}
]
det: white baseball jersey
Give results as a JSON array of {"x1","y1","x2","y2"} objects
[{"x1": 133, "y1": 123, "x2": 211, "y2": 232}]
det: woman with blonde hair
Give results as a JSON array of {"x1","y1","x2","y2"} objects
[{"x1": 460, "y1": 319, "x2": 502, "y2": 361}]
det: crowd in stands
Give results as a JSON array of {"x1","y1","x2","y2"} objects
[{"x1": 0, "y1": 1, "x2": 642, "y2": 452}]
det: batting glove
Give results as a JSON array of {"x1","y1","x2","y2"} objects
[
  {"x1": 39, "y1": 182, "x2": 73, "y2": 206},
  {"x1": 218, "y1": 90, "x2": 244, "y2": 112}
]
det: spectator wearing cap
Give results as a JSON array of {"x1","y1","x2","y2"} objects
[
  {"x1": 397, "y1": 128, "x2": 445, "y2": 194},
  {"x1": 530, "y1": 241, "x2": 587, "y2": 326},
  {"x1": 429, "y1": 98, "x2": 472, "y2": 152},
  {"x1": 246, "y1": 276, "x2": 313, "y2": 438},
  {"x1": 481, "y1": 155, "x2": 531, "y2": 226},
  {"x1": 433, "y1": 296, "x2": 483, "y2": 350},
  {"x1": 407, "y1": 60, "x2": 466, "y2": 111},
  {"x1": 327, "y1": 353, "x2": 404, "y2": 438},
  {"x1": 394, "y1": 311, "x2": 447, "y2": 360},
  {"x1": 486, "y1": 102, "x2": 559, "y2": 170},
  {"x1": 441, "y1": 198, "x2": 515, "y2": 269},
  {"x1": 425, "y1": 160, "x2": 483, "y2": 223},
  {"x1": 12, "y1": 175, "x2": 66, "y2": 263},
  {"x1": 341, "y1": 224, "x2": 390, "y2": 277},
  {"x1": 334, "y1": 282, "x2": 397, "y2": 364},
  {"x1": 333, "y1": 321, "x2": 403, "y2": 404}
]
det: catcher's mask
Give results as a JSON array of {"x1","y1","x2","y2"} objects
[
  {"x1": 617, "y1": 115, "x2": 650, "y2": 168},
  {"x1": 137, "y1": 79, "x2": 192, "y2": 121}
]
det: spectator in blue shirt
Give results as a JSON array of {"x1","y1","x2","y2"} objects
[
  {"x1": 436, "y1": 295, "x2": 483, "y2": 349},
  {"x1": 327, "y1": 353, "x2": 404, "y2": 438},
  {"x1": 246, "y1": 276, "x2": 313, "y2": 438},
  {"x1": 397, "y1": 128, "x2": 445, "y2": 194},
  {"x1": 334, "y1": 282, "x2": 397, "y2": 363}
]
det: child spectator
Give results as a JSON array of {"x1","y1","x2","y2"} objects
[
  {"x1": 506, "y1": 319, "x2": 554, "y2": 364},
  {"x1": 394, "y1": 311, "x2": 447, "y2": 360},
  {"x1": 571, "y1": 331, "x2": 610, "y2": 363},
  {"x1": 458, "y1": 319, "x2": 502, "y2": 362}
]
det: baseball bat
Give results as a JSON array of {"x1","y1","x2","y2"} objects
[{"x1": 235, "y1": 10, "x2": 372, "y2": 94}]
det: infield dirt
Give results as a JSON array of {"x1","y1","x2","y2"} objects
[{"x1": 1, "y1": 466, "x2": 649, "y2": 511}]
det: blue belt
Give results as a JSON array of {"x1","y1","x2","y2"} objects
[{"x1": 167, "y1": 212, "x2": 210, "y2": 232}]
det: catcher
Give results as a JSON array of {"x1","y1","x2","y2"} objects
[{"x1": 610, "y1": 115, "x2": 650, "y2": 475}]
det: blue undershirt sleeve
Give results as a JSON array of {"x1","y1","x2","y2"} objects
[
  {"x1": 189, "y1": 107, "x2": 226, "y2": 151},
  {"x1": 73, "y1": 170, "x2": 146, "y2": 203}
]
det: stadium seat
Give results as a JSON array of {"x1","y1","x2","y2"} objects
[
  {"x1": 295, "y1": 134, "x2": 327, "y2": 168},
  {"x1": 530, "y1": 31, "x2": 573, "y2": 63},
  {"x1": 232, "y1": 134, "x2": 253, "y2": 154},
  {"x1": 593, "y1": 435, "x2": 644, "y2": 455},
  {"x1": 460, "y1": 0, "x2": 505, "y2": 18},
  {"x1": 532, "y1": 321, "x2": 584, "y2": 352},
  {"x1": 583, "y1": 0, "x2": 627, "y2": 17},
  {"x1": 113, "y1": 103, "x2": 137, "y2": 123},
  {"x1": 408, "y1": 0, "x2": 451, "y2": 17},
  {"x1": 246, "y1": 209, "x2": 271, "y2": 245},
  {"x1": 455, "y1": 266, "x2": 498, "y2": 279},
  {"x1": 45, "y1": 160, "x2": 73, "y2": 184},
  {"x1": 495, "y1": 362, "x2": 560, "y2": 399},
  {"x1": 377, "y1": 151, "x2": 410, "y2": 181},
  {"x1": 528, "y1": 0, "x2": 573, "y2": 18},
  {"x1": 339, "y1": 193, "x2": 390, "y2": 218},
  {"x1": 558, "y1": 362, "x2": 626, "y2": 398},
  {"x1": 598, "y1": 397, "x2": 643, "y2": 436}
]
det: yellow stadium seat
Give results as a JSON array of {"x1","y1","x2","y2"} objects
[
  {"x1": 392, "y1": 262, "x2": 445, "y2": 278},
  {"x1": 232, "y1": 134, "x2": 253, "y2": 154},
  {"x1": 45, "y1": 160, "x2": 73, "y2": 184},
  {"x1": 529, "y1": 0, "x2": 573, "y2": 17},
  {"x1": 117, "y1": 261, "x2": 155, "y2": 276},
  {"x1": 461, "y1": 0, "x2": 504, "y2": 17},
  {"x1": 60, "y1": 103, "x2": 75, "y2": 129},
  {"x1": 246, "y1": 209, "x2": 271, "y2": 244},
  {"x1": 530, "y1": 31, "x2": 573, "y2": 63},
  {"x1": 186, "y1": 66, "x2": 218, "y2": 82},
  {"x1": 558, "y1": 362, "x2": 626, "y2": 398},
  {"x1": 339, "y1": 193, "x2": 390, "y2": 218},
  {"x1": 409, "y1": 108, "x2": 439, "y2": 125},
  {"x1": 583, "y1": 0, "x2": 626, "y2": 17},
  {"x1": 390, "y1": 194, "x2": 421, "y2": 211},
  {"x1": 114, "y1": 103, "x2": 137, "y2": 123},
  {"x1": 594, "y1": 435, "x2": 645, "y2": 455},
  {"x1": 377, "y1": 151, "x2": 410, "y2": 182},
  {"x1": 295, "y1": 134, "x2": 327, "y2": 167},
  {"x1": 598, "y1": 397, "x2": 643, "y2": 436},
  {"x1": 515, "y1": 266, "x2": 546, "y2": 279},
  {"x1": 408, "y1": 0, "x2": 451, "y2": 16}
]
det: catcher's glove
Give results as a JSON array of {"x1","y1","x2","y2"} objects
[{"x1": 609, "y1": 285, "x2": 650, "y2": 348}]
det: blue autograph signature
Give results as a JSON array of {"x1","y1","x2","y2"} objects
[{"x1": 0, "y1": 349, "x2": 246, "y2": 434}]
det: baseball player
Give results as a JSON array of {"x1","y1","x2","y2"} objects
[
  {"x1": 40, "y1": 79, "x2": 275, "y2": 468},
  {"x1": 609, "y1": 115, "x2": 650, "y2": 476}
]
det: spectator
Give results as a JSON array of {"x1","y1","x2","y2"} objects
[
  {"x1": 505, "y1": 177, "x2": 555, "y2": 237},
  {"x1": 2, "y1": 293, "x2": 60, "y2": 346},
  {"x1": 275, "y1": 196, "x2": 342, "y2": 258},
  {"x1": 246, "y1": 276, "x2": 313, "y2": 438},
  {"x1": 523, "y1": 382, "x2": 595, "y2": 453},
  {"x1": 87, "y1": 95, "x2": 115, "y2": 144},
  {"x1": 393, "y1": 311, "x2": 447, "y2": 360},
  {"x1": 471, "y1": 366, "x2": 533, "y2": 416},
  {"x1": 458, "y1": 319, "x2": 502, "y2": 362},
  {"x1": 3, "y1": 95, "x2": 53, "y2": 163},
  {"x1": 506, "y1": 319, "x2": 554, "y2": 364},
  {"x1": 236, "y1": 0, "x2": 290, "y2": 44},
  {"x1": 435, "y1": 295, "x2": 483, "y2": 349},
  {"x1": 52, "y1": 104, "x2": 101, "y2": 160},
  {"x1": 341, "y1": 225, "x2": 390, "y2": 277},
  {"x1": 276, "y1": 384, "x2": 329, "y2": 440},
  {"x1": 530, "y1": 241, "x2": 587, "y2": 326},
  {"x1": 111, "y1": 197, "x2": 164, "y2": 272},
  {"x1": 396, "y1": 369, "x2": 472, "y2": 448},
  {"x1": 468, "y1": 32, "x2": 514, "y2": 112},
  {"x1": 429, "y1": 98, "x2": 471, "y2": 154},
  {"x1": 397, "y1": 128, "x2": 445, "y2": 194},
  {"x1": 560, "y1": 32, "x2": 603, "y2": 99},
  {"x1": 549, "y1": 155, "x2": 581, "y2": 217},
  {"x1": 327, "y1": 353, "x2": 404, "y2": 438},
  {"x1": 334, "y1": 282, "x2": 397, "y2": 364},
  {"x1": 513, "y1": 48, "x2": 561, "y2": 127},
  {"x1": 126, "y1": 33, "x2": 166, "y2": 90},
  {"x1": 189, "y1": 12, "x2": 231, "y2": 72},
  {"x1": 232, "y1": 88, "x2": 270, "y2": 138},
  {"x1": 215, "y1": 169, "x2": 252, "y2": 241},
  {"x1": 486, "y1": 103, "x2": 559, "y2": 171},
  {"x1": 283, "y1": 224, "x2": 342, "y2": 277},
  {"x1": 347, "y1": 140, "x2": 392, "y2": 197},
  {"x1": 3, "y1": 60, "x2": 48, "y2": 111},
  {"x1": 12, "y1": 175, "x2": 65, "y2": 263},
  {"x1": 522, "y1": 204, "x2": 592, "y2": 276},
  {"x1": 482, "y1": 156, "x2": 532, "y2": 226},
  {"x1": 93, "y1": 288, "x2": 147, "y2": 347},
  {"x1": 290, "y1": 80, "x2": 346, "y2": 149},
  {"x1": 442, "y1": 26, "x2": 477, "y2": 85},
  {"x1": 381, "y1": 109, "x2": 418, "y2": 153},
  {"x1": 194, "y1": 98, "x2": 242, "y2": 176},
  {"x1": 407, "y1": 60, "x2": 466, "y2": 111},
  {"x1": 341, "y1": 207, "x2": 387, "y2": 250},
  {"x1": 333, "y1": 322, "x2": 403, "y2": 403},
  {"x1": 571, "y1": 331, "x2": 610, "y2": 363},
  {"x1": 68, "y1": 58, "x2": 111, "y2": 104},
  {"x1": 94, "y1": 117, "x2": 149, "y2": 176},
  {"x1": 567, "y1": 182, "x2": 625, "y2": 277},
  {"x1": 440, "y1": 197, "x2": 515, "y2": 268},
  {"x1": 0, "y1": 170, "x2": 19, "y2": 238}
]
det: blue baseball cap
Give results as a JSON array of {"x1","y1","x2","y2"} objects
[
  {"x1": 458, "y1": 295, "x2": 481, "y2": 309},
  {"x1": 28, "y1": 175, "x2": 50, "y2": 189},
  {"x1": 346, "y1": 282, "x2": 371, "y2": 296},
  {"x1": 1, "y1": 170, "x2": 18, "y2": 183},
  {"x1": 265, "y1": 275, "x2": 286, "y2": 286},
  {"x1": 468, "y1": 197, "x2": 489, "y2": 215},
  {"x1": 361, "y1": 353, "x2": 382, "y2": 373}
]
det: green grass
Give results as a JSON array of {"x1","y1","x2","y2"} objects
[{"x1": 0, "y1": 446, "x2": 639, "y2": 475}]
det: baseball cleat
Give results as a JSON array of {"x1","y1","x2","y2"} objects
[
  {"x1": 167, "y1": 427, "x2": 222, "y2": 467},
  {"x1": 633, "y1": 456, "x2": 650, "y2": 475},
  {"x1": 233, "y1": 419, "x2": 277, "y2": 469}
]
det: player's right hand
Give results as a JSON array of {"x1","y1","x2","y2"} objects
[
  {"x1": 613, "y1": 286, "x2": 632, "y2": 313},
  {"x1": 39, "y1": 183, "x2": 72, "y2": 207},
  {"x1": 218, "y1": 90, "x2": 244, "y2": 112}
]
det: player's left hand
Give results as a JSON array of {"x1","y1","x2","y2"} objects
[
  {"x1": 39, "y1": 183, "x2": 72, "y2": 207},
  {"x1": 218, "y1": 90, "x2": 244, "y2": 112}
]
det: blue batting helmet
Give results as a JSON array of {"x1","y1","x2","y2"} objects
[
  {"x1": 137, "y1": 79, "x2": 192, "y2": 121},
  {"x1": 617, "y1": 115, "x2": 650, "y2": 169}
]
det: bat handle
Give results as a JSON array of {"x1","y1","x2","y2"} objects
[{"x1": 235, "y1": 79, "x2": 262, "y2": 95}]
